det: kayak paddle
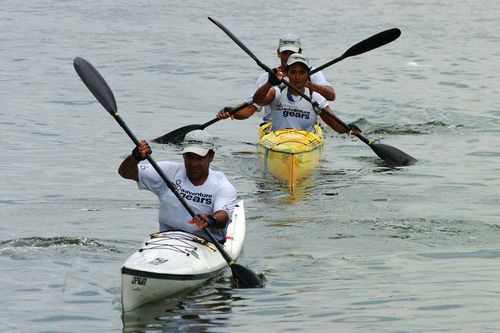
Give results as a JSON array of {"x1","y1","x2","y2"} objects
[
  {"x1": 208, "y1": 17, "x2": 417, "y2": 166},
  {"x1": 152, "y1": 28, "x2": 401, "y2": 145},
  {"x1": 152, "y1": 102, "x2": 250, "y2": 144},
  {"x1": 73, "y1": 56, "x2": 264, "y2": 288}
]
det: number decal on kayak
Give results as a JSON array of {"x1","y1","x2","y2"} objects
[{"x1": 131, "y1": 276, "x2": 147, "y2": 286}]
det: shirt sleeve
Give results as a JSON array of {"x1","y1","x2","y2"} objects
[
  {"x1": 312, "y1": 92, "x2": 329, "y2": 110},
  {"x1": 245, "y1": 95, "x2": 262, "y2": 112},
  {"x1": 268, "y1": 87, "x2": 281, "y2": 111},
  {"x1": 247, "y1": 72, "x2": 269, "y2": 112},
  {"x1": 256, "y1": 72, "x2": 268, "y2": 89},
  {"x1": 310, "y1": 68, "x2": 332, "y2": 87},
  {"x1": 213, "y1": 176, "x2": 237, "y2": 220}
]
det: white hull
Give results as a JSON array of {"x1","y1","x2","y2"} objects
[{"x1": 121, "y1": 200, "x2": 245, "y2": 312}]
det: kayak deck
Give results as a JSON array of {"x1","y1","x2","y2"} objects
[
  {"x1": 258, "y1": 123, "x2": 324, "y2": 192},
  {"x1": 121, "y1": 200, "x2": 245, "y2": 312}
]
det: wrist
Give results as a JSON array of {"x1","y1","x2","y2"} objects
[
  {"x1": 132, "y1": 146, "x2": 144, "y2": 162},
  {"x1": 207, "y1": 215, "x2": 217, "y2": 227}
]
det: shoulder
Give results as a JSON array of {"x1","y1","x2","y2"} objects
[
  {"x1": 256, "y1": 72, "x2": 268, "y2": 87},
  {"x1": 257, "y1": 71, "x2": 268, "y2": 80},
  {"x1": 309, "y1": 66, "x2": 323, "y2": 76},
  {"x1": 209, "y1": 169, "x2": 232, "y2": 183},
  {"x1": 158, "y1": 161, "x2": 182, "y2": 171},
  {"x1": 309, "y1": 68, "x2": 331, "y2": 85},
  {"x1": 209, "y1": 169, "x2": 236, "y2": 189},
  {"x1": 311, "y1": 90, "x2": 327, "y2": 102},
  {"x1": 139, "y1": 160, "x2": 181, "y2": 180},
  {"x1": 140, "y1": 161, "x2": 183, "y2": 176}
]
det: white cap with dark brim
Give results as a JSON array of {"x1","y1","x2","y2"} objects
[
  {"x1": 182, "y1": 129, "x2": 215, "y2": 156},
  {"x1": 286, "y1": 53, "x2": 310, "y2": 69},
  {"x1": 278, "y1": 33, "x2": 301, "y2": 53}
]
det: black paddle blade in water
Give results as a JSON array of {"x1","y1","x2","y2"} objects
[
  {"x1": 73, "y1": 57, "x2": 118, "y2": 114},
  {"x1": 230, "y1": 263, "x2": 265, "y2": 288},
  {"x1": 153, "y1": 102, "x2": 252, "y2": 144},
  {"x1": 370, "y1": 142, "x2": 417, "y2": 166},
  {"x1": 152, "y1": 124, "x2": 202, "y2": 144}
]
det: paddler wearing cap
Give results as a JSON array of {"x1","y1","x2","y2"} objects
[
  {"x1": 217, "y1": 33, "x2": 335, "y2": 122},
  {"x1": 118, "y1": 130, "x2": 236, "y2": 243},
  {"x1": 253, "y1": 53, "x2": 360, "y2": 135}
]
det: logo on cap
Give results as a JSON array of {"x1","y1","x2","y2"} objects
[{"x1": 279, "y1": 34, "x2": 301, "y2": 53}]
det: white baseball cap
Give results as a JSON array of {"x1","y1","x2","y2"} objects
[
  {"x1": 286, "y1": 53, "x2": 310, "y2": 69},
  {"x1": 182, "y1": 130, "x2": 215, "y2": 156},
  {"x1": 278, "y1": 34, "x2": 301, "y2": 53}
]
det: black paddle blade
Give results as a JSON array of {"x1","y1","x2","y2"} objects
[
  {"x1": 342, "y1": 28, "x2": 401, "y2": 58},
  {"x1": 230, "y1": 263, "x2": 265, "y2": 288},
  {"x1": 152, "y1": 124, "x2": 202, "y2": 144},
  {"x1": 370, "y1": 142, "x2": 417, "y2": 166},
  {"x1": 73, "y1": 57, "x2": 118, "y2": 114},
  {"x1": 311, "y1": 28, "x2": 401, "y2": 74}
]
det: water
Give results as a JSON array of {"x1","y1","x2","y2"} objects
[{"x1": 1, "y1": 0, "x2": 499, "y2": 332}]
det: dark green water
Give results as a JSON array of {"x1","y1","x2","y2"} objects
[{"x1": 1, "y1": 0, "x2": 499, "y2": 332}]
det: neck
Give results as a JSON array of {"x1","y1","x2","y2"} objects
[
  {"x1": 290, "y1": 86, "x2": 306, "y2": 95},
  {"x1": 188, "y1": 175, "x2": 208, "y2": 186}
]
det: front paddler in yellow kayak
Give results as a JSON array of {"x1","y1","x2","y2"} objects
[
  {"x1": 252, "y1": 53, "x2": 359, "y2": 137},
  {"x1": 219, "y1": 54, "x2": 361, "y2": 191}
]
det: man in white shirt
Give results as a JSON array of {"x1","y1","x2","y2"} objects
[
  {"x1": 217, "y1": 34, "x2": 335, "y2": 122},
  {"x1": 253, "y1": 53, "x2": 359, "y2": 135},
  {"x1": 118, "y1": 130, "x2": 236, "y2": 243}
]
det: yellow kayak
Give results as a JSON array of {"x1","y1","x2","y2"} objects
[{"x1": 258, "y1": 123, "x2": 324, "y2": 193}]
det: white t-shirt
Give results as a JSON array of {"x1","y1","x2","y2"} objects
[
  {"x1": 137, "y1": 161, "x2": 236, "y2": 242},
  {"x1": 256, "y1": 66, "x2": 332, "y2": 122},
  {"x1": 270, "y1": 87, "x2": 329, "y2": 132}
]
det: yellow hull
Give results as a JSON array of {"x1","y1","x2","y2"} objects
[{"x1": 258, "y1": 123, "x2": 324, "y2": 192}]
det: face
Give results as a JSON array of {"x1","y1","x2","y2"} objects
[
  {"x1": 277, "y1": 50, "x2": 295, "y2": 68},
  {"x1": 183, "y1": 151, "x2": 214, "y2": 183},
  {"x1": 287, "y1": 63, "x2": 309, "y2": 88}
]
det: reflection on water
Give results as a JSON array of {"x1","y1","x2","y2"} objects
[
  {"x1": 122, "y1": 280, "x2": 240, "y2": 333},
  {"x1": 254, "y1": 169, "x2": 322, "y2": 204}
]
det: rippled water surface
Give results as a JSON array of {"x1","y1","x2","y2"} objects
[{"x1": 1, "y1": 0, "x2": 499, "y2": 332}]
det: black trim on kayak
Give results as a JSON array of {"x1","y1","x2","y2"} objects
[{"x1": 122, "y1": 267, "x2": 224, "y2": 281}]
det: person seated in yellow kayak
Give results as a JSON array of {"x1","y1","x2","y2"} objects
[
  {"x1": 217, "y1": 34, "x2": 335, "y2": 123},
  {"x1": 118, "y1": 130, "x2": 236, "y2": 244},
  {"x1": 253, "y1": 53, "x2": 360, "y2": 135}
]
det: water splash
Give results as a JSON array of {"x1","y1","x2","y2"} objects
[{"x1": 0, "y1": 236, "x2": 121, "y2": 253}]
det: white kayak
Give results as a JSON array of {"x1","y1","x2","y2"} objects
[{"x1": 121, "y1": 200, "x2": 246, "y2": 312}]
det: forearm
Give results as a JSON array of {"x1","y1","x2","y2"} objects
[
  {"x1": 191, "y1": 210, "x2": 230, "y2": 230},
  {"x1": 211, "y1": 210, "x2": 230, "y2": 229},
  {"x1": 118, "y1": 155, "x2": 139, "y2": 181},
  {"x1": 308, "y1": 82, "x2": 336, "y2": 101},
  {"x1": 233, "y1": 104, "x2": 258, "y2": 119},
  {"x1": 319, "y1": 108, "x2": 348, "y2": 134},
  {"x1": 253, "y1": 83, "x2": 273, "y2": 105}
]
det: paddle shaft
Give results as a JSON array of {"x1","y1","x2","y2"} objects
[
  {"x1": 152, "y1": 101, "x2": 251, "y2": 143},
  {"x1": 200, "y1": 101, "x2": 250, "y2": 128}
]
